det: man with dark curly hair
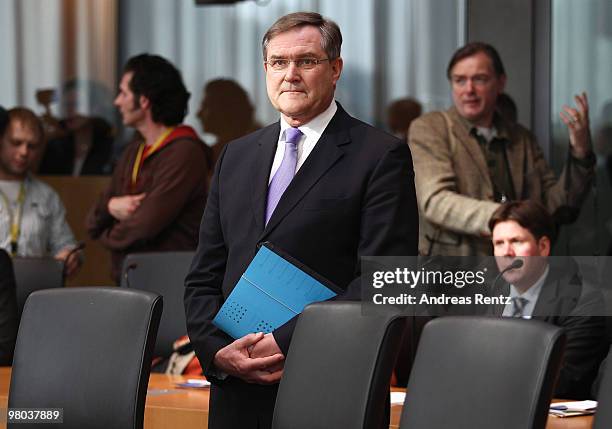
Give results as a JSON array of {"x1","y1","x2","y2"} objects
[{"x1": 87, "y1": 54, "x2": 212, "y2": 282}]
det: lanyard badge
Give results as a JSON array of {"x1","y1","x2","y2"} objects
[{"x1": 0, "y1": 182, "x2": 26, "y2": 256}]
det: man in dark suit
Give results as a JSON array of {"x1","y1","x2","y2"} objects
[
  {"x1": 490, "y1": 200, "x2": 607, "y2": 399},
  {"x1": 0, "y1": 249, "x2": 17, "y2": 365},
  {"x1": 184, "y1": 11, "x2": 418, "y2": 429},
  {"x1": 0, "y1": 108, "x2": 18, "y2": 365}
]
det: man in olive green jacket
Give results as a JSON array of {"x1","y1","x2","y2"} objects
[{"x1": 409, "y1": 42, "x2": 594, "y2": 256}]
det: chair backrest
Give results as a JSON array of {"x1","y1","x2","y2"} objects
[
  {"x1": 399, "y1": 317, "x2": 566, "y2": 429},
  {"x1": 12, "y1": 257, "x2": 64, "y2": 319},
  {"x1": 594, "y1": 346, "x2": 612, "y2": 428},
  {"x1": 121, "y1": 252, "x2": 194, "y2": 357},
  {"x1": 8, "y1": 287, "x2": 162, "y2": 429},
  {"x1": 272, "y1": 302, "x2": 405, "y2": 429}
]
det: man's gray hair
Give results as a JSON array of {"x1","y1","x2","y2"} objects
[{"x1": 262, "y1": 12, "x2": 342, "y2": 61}]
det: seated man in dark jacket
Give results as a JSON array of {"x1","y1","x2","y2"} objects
[{"x1": 490, "y1": 200, "x2": 607, "y2": 399}]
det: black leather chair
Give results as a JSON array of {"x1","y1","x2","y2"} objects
[
  {"x1": 272, "y1": 302, "x2": 405, "y2": 429},
  {"x1": 399, "y1": 317, "x2": 566, "y2": 429},
  {"x1": 12, "y1": 257, "x2": 64, "y2": 319},
  {"x1": 594, "y1": 346, "x2": 612, "y2": 428},
  {"x1": 121, "y1": 251, "x2": 194, "y2": 357},
  {"x1": 8, "y1": 287, "x2": 162, "y2": 429}
]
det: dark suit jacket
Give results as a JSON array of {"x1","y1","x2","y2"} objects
[
  {"x1": 0, "y1": 250, "x2": 18, "y2": 365},
  {"x1": 184, "y1": 104, "x2": 418, "y2": 427},
  {"x1": 492, "y1": 259, "x2": 607, "y2": 399}
]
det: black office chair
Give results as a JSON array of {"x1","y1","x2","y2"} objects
[
  {"x1": 399, "y1": 317, "x2": 566, "y2": 429},
  {"x1": 12, "y1": 257, "x2": 64, "y2": 319},
  {"x1": 121, "y1": 251, "x2": 194, "y2": 357},
  {"x1": 272, "y1": 302, "x2": 405, "y2": 429},
  {"x1": 8, "y1": 287, "x2": 162, "y2": 429},
  {"x1": 594, "y1": 346, "x2": 612, "y2": 428}
]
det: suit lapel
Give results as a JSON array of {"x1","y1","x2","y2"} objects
[
  {"x1": 251, "y1": 122, "x2": 281, "y2": 234},
  {"x1": 258, "y1": 107, "x2": 350, "y2": 242}
]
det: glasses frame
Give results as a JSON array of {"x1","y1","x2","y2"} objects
[
  {"x1": 450, "y1": 74, "x2": 494, "y2": 88},
  {"x1": 264, "y1": 57, "x2": 332, "y2": 72}
]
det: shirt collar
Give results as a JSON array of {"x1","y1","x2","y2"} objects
[
  {"x1": 279, "y1": 100, "x2": 337, "y2": 142},
  {"x1": 474, "y1": 126, "x2": 498, "y2": 143},
  {"x1": 450, "y1": 106, "x2": 512, "y2": 141}
]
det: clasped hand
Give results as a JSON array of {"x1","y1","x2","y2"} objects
[{"x1": 213, "y1": 332, "x2": 285, "y2": 384}]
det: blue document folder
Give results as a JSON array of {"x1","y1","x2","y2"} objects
[{"x1": 213, "y1": 243, "x2": 339, "y2": 339}]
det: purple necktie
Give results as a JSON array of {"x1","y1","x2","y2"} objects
[{"x1": 265, "y1": 127, "x2": 303, "y2": 224}]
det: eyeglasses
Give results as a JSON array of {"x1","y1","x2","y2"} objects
[
  {"x1": 451, "y1": 75, "x2": 492, "y2": 88},
  {"x1": 265, "y1": 58, "x2": 331, "y2": 71}
]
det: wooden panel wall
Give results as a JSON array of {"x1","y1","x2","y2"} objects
[{"x1": 40, "y1": 175, "x2": 113, "y2": 286}]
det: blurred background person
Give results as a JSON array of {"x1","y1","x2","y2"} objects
[
  {"x1": 409, "y1": 42, "x2": 595, "y2": 256},
  {"x1": 387, "y1": 97, "x2": 422, "y2": 141},
  {"x1": 87, "y1": 54, "x2": 210, "y2": 283},
  {"x1": 38, "y1": 79, "x2": 114, "y2": 176},
  {"x1": 0, "y1": 107, "x2": 81, "y2": 276},
  {"x1": 197, "y1": 79, "x2": 259, "y2": 165}
]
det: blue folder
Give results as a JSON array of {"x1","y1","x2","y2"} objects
[{"x1": 213, "y1": 243, "x2": 339, "y2": 339}]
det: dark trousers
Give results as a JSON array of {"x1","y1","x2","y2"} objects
[{"x1": 209, "y1": 377, "x2": 279, "y2": 429}]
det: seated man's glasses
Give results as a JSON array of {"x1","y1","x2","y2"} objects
[{"x1": 265, "y1": 58, "x2": 331, "y2": 71}]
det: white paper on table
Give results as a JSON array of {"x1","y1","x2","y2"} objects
[
  {"x1": 549, "y1": 400, "x2": 597, "y2": 412},
  {"x1": 390, "y1": 392, "x2": 406, "y2": 405},
  {"x1": 175, "y1": 378, "x2": 211, "y2": 389}
]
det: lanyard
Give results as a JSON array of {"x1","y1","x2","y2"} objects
[
  {"x1": 131, "y1": 127, "x2": 175, "y2": 187},
  {"x1": 0, "y1": 181, "x2": 26, "y2": 256}
]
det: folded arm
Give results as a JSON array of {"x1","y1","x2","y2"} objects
[{"x1": 92, "y1": 141, "x2": 207, "y2": 251}]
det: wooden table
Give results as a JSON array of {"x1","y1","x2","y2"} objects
[
  {"x1": 145, "y1": 373, "x2": 209, "y2": 429},
  {"x1": 147, "y1": 380, "x2": 595, "y2": 429},
  {"x1": 0, "y1": 368, "x2": 594, "y2": 428},
  {"x1": 388, "y1": 390, "x2": 594, "y2": 429}
]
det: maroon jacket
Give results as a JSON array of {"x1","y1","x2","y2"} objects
[{"x1": 87, "y1": 126, "x2": 211, "y2": 282}]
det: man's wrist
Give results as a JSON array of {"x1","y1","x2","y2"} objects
[{"x1": 570, "y1": 148, "x2": 595, "y2": 167}]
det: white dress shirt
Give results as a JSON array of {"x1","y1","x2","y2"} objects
[
  {"x1": 268, "y1": 100, "x2": 337, "y2": 184},
  {"x1": 502, "y1": 264, "x2": 550, "y2": 319}
]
